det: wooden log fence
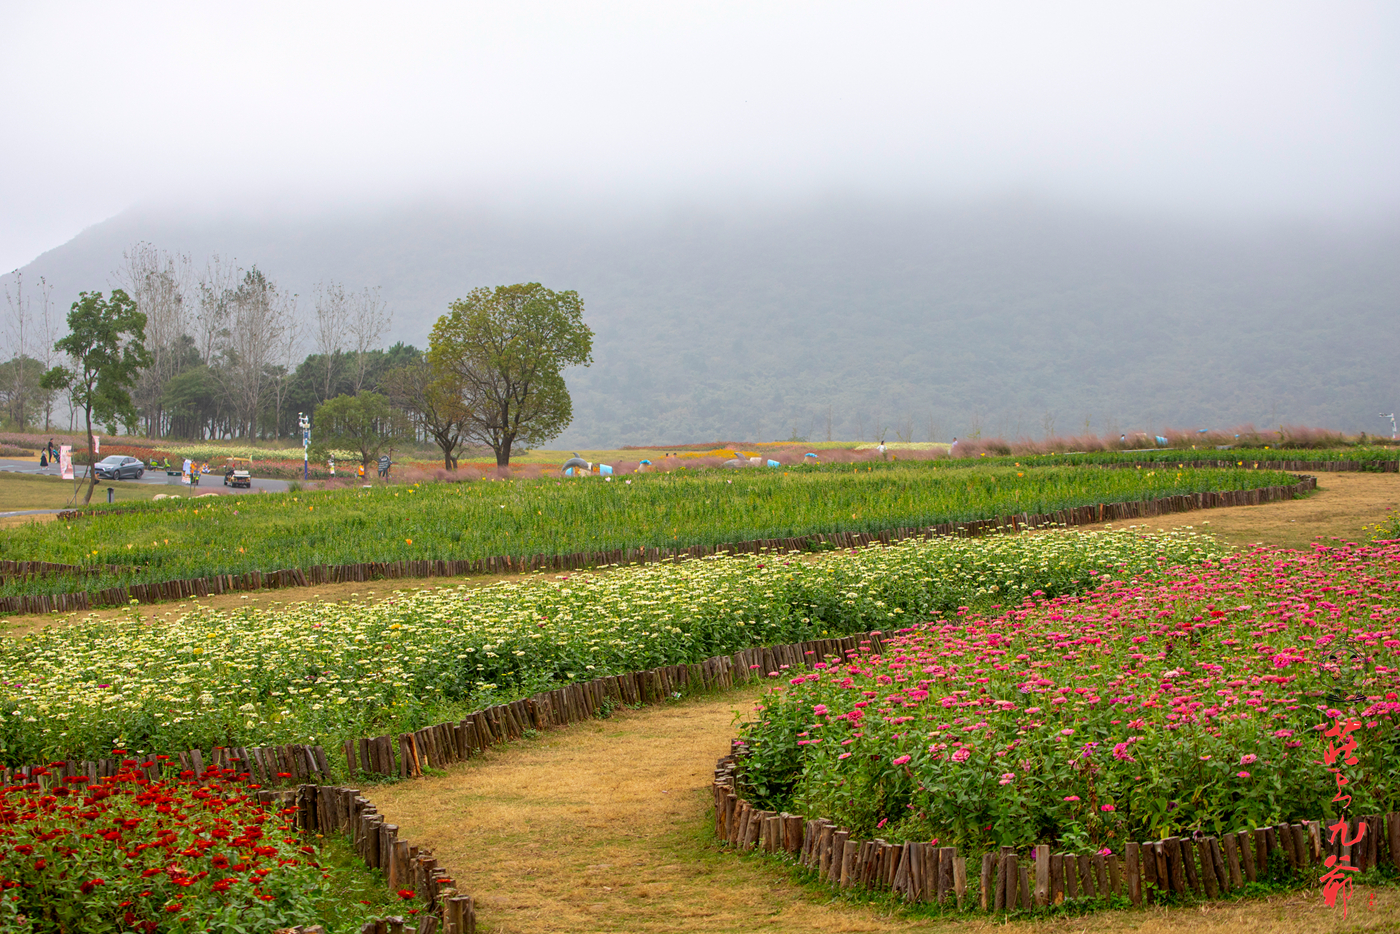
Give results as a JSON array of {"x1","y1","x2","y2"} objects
[
  {"x1": 0, "y1": 742, "x2": 332, "y2": 789},
  {"x1": 345, "y1": 631, "x2": 889, "y2": 779},
  {"x1": 713, "y1": 749, "x2": 1400, "y2": 913},
  {"x1": 4, "y1": 476, "x2": 1320, "y2": 616},
  {"x1": 259, "y1": 783, "x2": 476, "y2": 934}
]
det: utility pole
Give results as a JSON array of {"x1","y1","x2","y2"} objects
[{"x1": 299, "y1": 411, "x2": 311, "y2": 479}]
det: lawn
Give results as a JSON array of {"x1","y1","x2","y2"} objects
[{"x1": 0, "y1": 472, "x2": 174, "y2": 512}]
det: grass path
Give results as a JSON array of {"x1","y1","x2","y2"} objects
[{"x1": 366, "y1": 691, "x2": 1399, "y2": 934}]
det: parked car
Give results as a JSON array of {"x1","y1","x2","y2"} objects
[
  {"x1": 93, "y1": 455, "x2": 145, "y2": 480},
  {"x1": 223, "y1": 457, "x2": 252, "y2": 489}
]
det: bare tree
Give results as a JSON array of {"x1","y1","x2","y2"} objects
[
  {"x1": 2, "y1": 271, "x2": 31, "y2": 428},
  {"x1": 1043, "y1": 410, "x2": 1056, "y2": 439},
  {"x1": 195, "y1": 255, "x2": 237, "y2": 372},
  {"x1": 117, "y1": 243, "x2": 193, "y2": 437},
  {"x1": 311, "y1": 280, "x2": 350, "y2": 402},
  {"x1": 924, "y1": 412, "x2": 940, "y2": 443},
  {"x1": 270, "y1": 296, "x2": 303, "y2": 438},
  {"x1": 895, "y1": 413, "x2": 915, "y2": 443},
  {"x1": 347, "y1": 286, "x2": 388, "y2": 394},
  {"x1": 212, "y1": 267, "x2": 291, "y2": 438}
]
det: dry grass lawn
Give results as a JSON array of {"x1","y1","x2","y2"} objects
[{"x1": 368, "y1": 692, "x2": 1399, "y2": 934}]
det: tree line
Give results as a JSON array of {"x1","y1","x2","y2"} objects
[{"x1": 2, "y1": 243, "x2": 593, "y2": 500}]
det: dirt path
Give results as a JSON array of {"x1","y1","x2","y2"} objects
[
  {"x1": 1081, "y1": 471, "x2": 1398, "y2": 549},
  {"x1": 367, "y1": 691, "x2": 1398, "y2": 934}
]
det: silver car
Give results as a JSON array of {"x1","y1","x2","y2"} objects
[{"x1": 93, "y1": 455, "x2": 146, "y2": 480}]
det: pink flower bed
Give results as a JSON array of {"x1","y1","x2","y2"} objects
[{"x1": 737, "y1": 541, "x2": 1400, "y2": 855}]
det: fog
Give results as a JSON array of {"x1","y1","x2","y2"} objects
[{"x1": 2, "y1": 1, "x2": 1398, "y2": 272}]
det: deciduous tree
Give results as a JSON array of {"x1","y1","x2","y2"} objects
[
  {"x1": 311, "y1": 391, "x2": 409, "y2": 468},
  {"x1": 428, "y1": 283, "x2": 592, "y2": 467},
  {"x1": 40, "y1": 290, "x2": 151, "y2": 504}
]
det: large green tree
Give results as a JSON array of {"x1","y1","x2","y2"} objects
[
  {"x1": 311, "y1": 391, "x2": 410, "y2": 469},
  {"x1": 383, "y1": 354, "x2": 470, "y2": 469},
  {"x1": 428, "y1": 283, "x2": 592, "y2": 467},
  {"x1": 41, "y1": 290, "x2": 152, "y2": 504}
]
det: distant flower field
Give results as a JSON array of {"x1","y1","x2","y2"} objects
[
  {"x1": 0, "y1": 465, "x2": 1286, "y2": 599},
  {"x1": 734, "y1": 541, "x2": 1400, "y2": 853},
  {"x1": 0, "y1": 527, "x2": 1225, "y2": 767}
]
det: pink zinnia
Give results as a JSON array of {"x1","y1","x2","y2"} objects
[
  {"x1": 998, "y1": 772, "x2": 1015, "y2": 785},
  {"x1": 892, "y1": 755, "x2": 911, "y2": 766},
  {"x1": 1100, "y1": 804, "x2": 1115, "y2": 812},
  {"x1": 951, "y1": 748, "x2": 971, "y2": 763},
  {"x1": 1063, "y1": 795, "x2": 1080, "y2": 802},
  {"x1": 1237, "y1": 771, "x2": 1251, "y2": 778}
]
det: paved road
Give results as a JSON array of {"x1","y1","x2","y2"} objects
[{"x1": 0, "y1": 457, "x2": 291, "y2": 514}]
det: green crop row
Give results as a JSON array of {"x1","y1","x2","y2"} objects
[{"x1": 0, "y1": 465, "x2": 1294, "y2": 599}]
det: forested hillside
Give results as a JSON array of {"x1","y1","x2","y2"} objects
[{"x1": 6, "y1": 198, "x2": 1398, "y2": 447}]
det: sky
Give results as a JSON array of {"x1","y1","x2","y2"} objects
[{"x1": 2, "y1": 1, "x2": 1398, "y2": 273}]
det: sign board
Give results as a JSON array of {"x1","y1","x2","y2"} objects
[
  {"x1": 93, "y1": 436, "x2": 100, "y2": 454},
  {"x1": 59, "y1": 445, "x2": 73, "y2": 480}
]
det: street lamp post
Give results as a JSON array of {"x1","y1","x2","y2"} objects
[{"x1": 299, "y1": 412, "x2": 311, "y2": 480}]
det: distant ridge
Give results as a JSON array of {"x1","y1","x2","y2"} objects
[{"x1": 6, "y1": 198, "x2": 1398, "y2": 447}]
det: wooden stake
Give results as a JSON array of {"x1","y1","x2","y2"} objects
[
  {"x1": 1034, "y1": 845, "x2": 1049, "y2": 907},
  {"x1": 1125, "y1": 843, "x2": 1141, "y2": 907},
  {"x1": 1222, "y1": 833, "x2": 1242, "y2": 889}
]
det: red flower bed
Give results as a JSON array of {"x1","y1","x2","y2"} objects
[{"x1": 0, "y1": 759, "x2": 357, "y2": 932}]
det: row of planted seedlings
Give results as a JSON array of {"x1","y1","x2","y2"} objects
[
  {"x1": 0, "y1": 472, "x2": 1315, "y2": 612},
  {"x1": 345, "y1": 634, "x2": 886, "y2": 779}
]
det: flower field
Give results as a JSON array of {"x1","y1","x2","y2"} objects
[
  {"x1": 0, "y1": 763, "x2": 388, "y2": 933},
  {"x1": 0, "y1": 464, "x2": 1286, "y2": 599},
  {"x1": 734, "y1": 540, "x2": 1400, "y2": 856},
  {"x1": 0, "y1": 527, "x2": 1226, "y2": 768}
]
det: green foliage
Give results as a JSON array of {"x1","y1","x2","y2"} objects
[
  {"x1": 40, "y1": 290, "x2": 152, "y2": 504},
  {"x1": 0, "y1": 355, "x2": 53, "y2": 431},
  {"x1": 0, "y1": 527, "x2": 1225, "y2": 765},
  {"x1": 311, "y1": 392, "x2": 410, "y2": 466},
  {"x1": 429, "y1": 283, "x2": 593, "y2": 466},
  {"x1": 0, "y1": 463, "x2": 1290, "y2": 600}
]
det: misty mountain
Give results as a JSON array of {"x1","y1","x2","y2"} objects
[{"x1": 6, "y1": 198, "x2": 1398, "y2": 448}]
